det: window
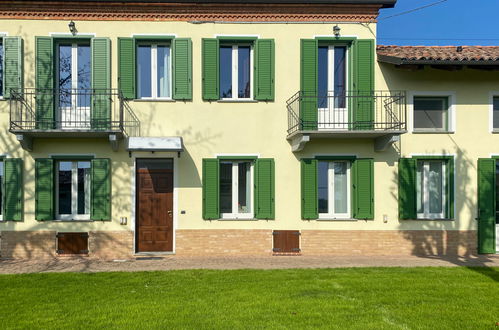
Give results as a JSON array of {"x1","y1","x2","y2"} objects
[
  {"x1": 493, "y1": 97, "x2": 499, "y2": 130},
  {"x1": 413, "y1": 96, "x2": 449, "y2": 131},
  {"x1": 137, "y1": 43, "x2": 171, "y2": 99},
  {"x1": 220, "y1": 161, "x2": 253, "y2": 219},
  {"x1": 318, "y1": 161, "x2": 351, "y2": 219},
  {"x1": 56, "y1": 161, "x2": 91, "y2": 220},
  {"x1": 219, "y1": 45, "x2": 252, "y2": 100},
  {"x1": 416, "y1": 160, "x2": 446, "y2": 219}
]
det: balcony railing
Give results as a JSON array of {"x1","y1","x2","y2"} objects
[
  {"x1": 286, "y1": 90, "x2": 407, "y2": 136},
  {"x1": 9, "y1": 88, "x2": 140, "y2": 137}
]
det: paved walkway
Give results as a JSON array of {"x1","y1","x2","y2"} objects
[{"x1": 0, "y1": 254, "x2": 498, "y2": 274}]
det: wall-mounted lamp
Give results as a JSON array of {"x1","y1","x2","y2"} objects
[
  {"x1": 68, "y1": 20, "x2": 77, "y2": 35},
  {"x1": 333, "y1": 25, "x2": 341, "y2": 37}
]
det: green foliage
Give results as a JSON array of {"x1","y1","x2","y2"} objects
[{"x1": 0, "y1": 267, "x2": 498, "y2": 329}]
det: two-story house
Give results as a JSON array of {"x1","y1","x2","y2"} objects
[{"x1": 0, "y1": 0, "x2": 497, "y2": 259}]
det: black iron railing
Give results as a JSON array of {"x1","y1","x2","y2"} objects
[
  {"x1": 9, "y1": 88, "x2": 140, "y2": 137},
  {"x1": 287, "y1": 90, "x2": 407, "y2": 135}
]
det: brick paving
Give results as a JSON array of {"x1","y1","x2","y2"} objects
[{"x1": 0, "y1": 254, "x2": 498, "y2": 274}]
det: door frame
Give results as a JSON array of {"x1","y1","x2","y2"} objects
[{"x1": 131, "y1": 153, "x2": 178, "y2": 254}]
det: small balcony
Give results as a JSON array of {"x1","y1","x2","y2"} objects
[
  {"x1": 9, "y1": 88, "x2": 140, "y2": 151},
  {"x1": 286, "y1": 90, "x2": 407, "y2": 152}
]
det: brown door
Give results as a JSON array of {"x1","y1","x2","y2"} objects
[{"x1": 136, "y1": 159, "x2": 174, "y2": 252}]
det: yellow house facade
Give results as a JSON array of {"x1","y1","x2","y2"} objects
[{"x1": 0, "y1": 0, "x2": 497, "y2": 259}]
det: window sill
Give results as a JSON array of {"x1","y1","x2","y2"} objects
[
  {"x1": 492, "y1": 130, "x2": 499, "y2": 134},
  {"x1": 132, "y1": 98, "x2": 175, "y2": 102},
  {"x1": 316, "y1": 218, "x2": 358, "y2": 221},
  {"x1": 217, "y1": 99, "x2": 258, "y2": 103},
  {"x1": 211, "y1": 218, "x2": 262, "y2": 221},
  {"x1": 404, "y1": 218, "x2": 455, "y2": 221},
  {"x1": 412, "y1": 130, "x2": 454, "y2": 134},
  {"x1": 42, "y1": 220, "x2": 94, "y2": 222}
]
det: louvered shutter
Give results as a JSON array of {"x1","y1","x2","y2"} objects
[
  {"x1": 35, "y1": 158, "x2": 54, "y2": 221},
  {"x1": 398, "y1": 158, "x2": 417, "y2": 220},
  {"x1": 118, "y1": 37, "x2": 135, "y2": 99},
  {"x1": 91, "y1": 158, "x2": 111, "y2": 220},
  {"x1": 353, "y1": 158, "x2": 374, "y2": 219},
  {"x1": 35, "y1": 36, "x2": 54, "y2": 129},
  {"x1": 254, "y1": 39, "x2": 274, "y2": 101},
  {"x1": 353, "y1": 39, "x2": 374, "y2": 130},
  {"x1": 91, "y1": 38, "x2": 111, "y2": 130},
  {"x1": 3, "y1": 36, "x2": 23, "y2": 98},
  {"x1": 202, "y1": 158, "x2": 219, "y2": 219},
  {"x1": 4, "y1": 158, "x2": 23, "y2": 221},
  {"x1": 300, "y1": 39, "x2": 318, "y2": 130},
  {"x1": 255, "y1": 158, "x2": 275, "y2": 219},
  {"x1": 477, "y1": 158, "x2": 496, "y2": 254},
  {"x1": 173, "y1": 38, "x2": 192, "y2": 100},
  {"x1": 202, "y1": 38, "x2": 219, "y2": 101},
  {"x1": 301, "y1": 158, "x2": 318, "y2": 220}
]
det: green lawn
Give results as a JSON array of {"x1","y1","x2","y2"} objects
[{"x1": 0, "y1": 267, "x2": 498, "y2": 329}]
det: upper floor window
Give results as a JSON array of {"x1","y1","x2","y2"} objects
[
  {"x1": 219, "y1": 44, "x2": 252, "y2": 100},
  {"x1": 413, "y1": 96, "x2": 449, "y2": 132},
  {"x1": 57, "y1": 42, "x2": 91, "y2": 109},
  {"x1": 492, "y1": 96, "x2": 499, "y2": 131},
  {"x1": 137, "y1": 43, "x2": 171, "y2": 99},
  {"x1": 201, "y1": 38, "x2": 274, "y2": 102}
]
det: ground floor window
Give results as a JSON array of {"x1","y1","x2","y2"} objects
[
  {"x1": 56, "y1": 161, "x2": 91, "y2": 220},
  {"x1": 220, "y1": 161, "x2": 254, "y2": 219},
  {"x1": 416, "y1": 160, "x2": 446, "y2": 219},
  {"x1": 318, "y1": 160, "x2": 351, "y2": 219}
]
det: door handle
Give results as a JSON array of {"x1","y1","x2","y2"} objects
[{"x1": 167, "y1": 210, "x2": 173, "y2": 217}]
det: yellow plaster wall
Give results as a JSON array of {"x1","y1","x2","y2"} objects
[{"x1": 0, "y1": 19, "x2": 496, "y2": 237}]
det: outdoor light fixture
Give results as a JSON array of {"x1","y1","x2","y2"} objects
[
  {"x1": 333, "y1": 25, "x2": 341, "y2": 37},
  {"x1": 68, "y1": 20, "x2": 77, "y2": 35}
]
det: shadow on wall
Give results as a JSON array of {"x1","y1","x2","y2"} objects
[{"x1": 393, "y1": 146, "x2": 498, "y2": 281}]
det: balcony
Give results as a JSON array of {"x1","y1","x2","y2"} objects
[
  {"x1": 286, "y1": 90, "x2": 407, "y2": 152},
  {"x1": 9, "y1": 88, "x2": 140, "y2": 151}
]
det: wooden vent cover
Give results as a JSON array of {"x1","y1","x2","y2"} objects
[
  {"x1": 273, "y1": 230, "x2": 300, "y2": 254},
  {"x1": 57, "y1": 232, "x2": 89, "y2": 255}
]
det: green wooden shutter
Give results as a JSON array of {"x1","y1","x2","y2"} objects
[
  {"x1": 35, "y1": 36, "x2": 54, "y2": 129},
  {"x1": 173, "y1": 38, "x2": 192, "y2": 100},
  {"x1": 301, "y1": 158, "x2": 318, "y2": 219},
  {"x1": 202, "y1": 38, "x2": 219, "y2": 101},
  {"x1": 398, "y1": 158, "x2": 417, "y2": 220},
  {"x1": 35, "y1": 158, "x2": 54, "y2": 221},
  {"x1": 353, "y1": 158, "x2": 374, "y2": 219},
  {"x1": 477, "y1": 158, "x2": 496, "y2": 254},
  {"x1": 3, "y1": 36, "x2": 23, "y2": 98},
  {"x1": 446, "y1": 158, "x2": 455, "y2": 219},
  {"x1": 255, "y1": 158, "x2": 275, "y2": 219},
  {"x1": 91, "y1": 158, "x2": 111, "y2": 221},
  {"x1": 254, "y1": 39, "x2": 275, "y2": 101},
  {"x1": 118, "y1": 37, "x2": 135, "y2": 99},
  {"x1": 353, "y1": 39, "x2": 374, "y2": 130},
  {"x1": 300, "y1": 39, "x2": 318, "y2": 130},
  {"x1": 91, "y1": 37, "x2": 111, "y2": 130},
  {"x1": 202, "y1": 158, "x2": 219, "y2": 219},
  {"x1": 4, "y1": 158, "x2": 23, "y2": 221}
]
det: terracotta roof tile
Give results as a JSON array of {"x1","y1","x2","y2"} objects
[{"x1": 377, "y1": 45, "x2": 499, "y2": 64}]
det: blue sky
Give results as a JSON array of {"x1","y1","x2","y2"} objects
[{"x1": 377, "y1": 0, "x2": 499, "y2": 46}]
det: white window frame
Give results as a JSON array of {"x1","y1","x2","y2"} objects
[
  {"x1": 220, "y1": 44, "x2": 254, "y2": 101},
  {"x1": 489, "y1": 91, "x2": 499, "y2": 133},
  {"x1": 137, "y1": 42, "x2": 172, "y2": 100},
  {"x1": 409, "y1": 91, "x2": 456, "y2": 133},
  {"x1": 220, "y1": 160, "x2": 254, "y2": 220},
  {"x1": 318, "y1": 45, "x2": 349, "y2": 130},
  {"x1": 55, "y1": 160, "x2": 91, "y2": 221},
  {"x1": 318, "y1": 160, "x2": 351, "y2": 220},
  {"x1": 416, "y1": 160, "x2": 447, "y2": 219}
]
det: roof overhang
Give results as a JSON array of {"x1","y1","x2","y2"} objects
[
  {"x1": 378, "y1": 54, "x2": 499, "y2": 66},
  {"x1": 126, "y1": 137, "x2": 184, "y2": 152}
]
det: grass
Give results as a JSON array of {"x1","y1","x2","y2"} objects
[{"x1": 0, "y1": 267, "x2": 498, "y2": 329}]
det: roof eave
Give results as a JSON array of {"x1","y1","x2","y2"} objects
[{"x1": 377, "y1": 55, "x2": 499, "y2": 66}]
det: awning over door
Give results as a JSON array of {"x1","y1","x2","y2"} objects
[{"x1": 126, "y1": 137, "x2": 184, "y2": 152}]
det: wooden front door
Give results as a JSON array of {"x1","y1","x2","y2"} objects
[{"x1": 136, "y1": 159, "x2": 174, "y2": 252}]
